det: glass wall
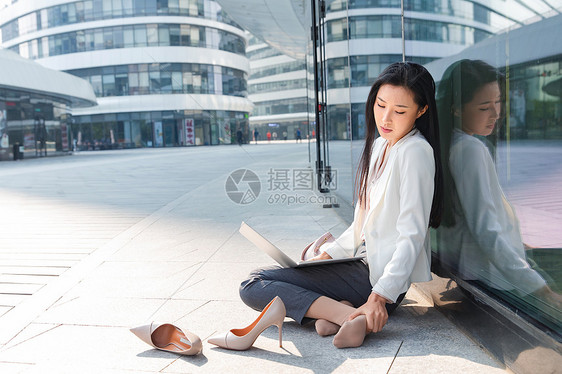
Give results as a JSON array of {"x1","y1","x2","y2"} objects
[
  {"x1": 14, "y1": 23, "x2": 245, "y2": 59},
  {"x1": 68, "y1": 63, "x2": 247, "y2": 97},
  {"x1": 249, "y1": 79, "x2": 306, "y2": 95},
  {"x1": 433, "y1": 54, "x2": 562, "y2": 336},
  {"x1": 1, "y1": 0, "x2": 241, "y2": 43},
  {"x1": 327, "y1": 0, "x2": 502, "y2": 26},
  {"x1": 72, "y1": 109, "x2": 249, "y2": 148},
  {"x1": 250, "y1": 61, "x2": 307, "y2": 80},
  {"x1": 251, "y1": 98, "x2": 308, "y2": 117},
  {"x1": 317, "y1": 0, "x2": 562, "y2": 343},
  {"x1": 0, "y1": 87, "x2": 72, "y2": 160},
  {"x1": 327, "y1": 15, "x2": 491, "y2": 44},
  {"x1": 327, "y1": 54, "x2": 435, "y2": 89}
]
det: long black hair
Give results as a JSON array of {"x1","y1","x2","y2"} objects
[
  {"x1": 356, "y1": 61, "x2": 443, "y2": 228},
  {"x1": 437, "y1": 59, "x2": 505, "y2": 227}
]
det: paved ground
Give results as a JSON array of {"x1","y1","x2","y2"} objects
[{"x1": 0, "y1": 144, "x2": 507, "y2": 373}]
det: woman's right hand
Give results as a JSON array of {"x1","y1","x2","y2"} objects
[{"x1": 309, "y1": 251, "x2": 333, "y2": 261}]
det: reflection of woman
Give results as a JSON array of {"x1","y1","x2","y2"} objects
[
  {"x1": 239, "y1": 62, "x2": 443, "y2": 348},
  {"x1": 437, "y1": 60, "x2": 557, "y2": 302}
]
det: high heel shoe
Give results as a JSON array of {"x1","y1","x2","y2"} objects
[
  {"x1": 130, "y1": 322, "x2": 203, "y2": 355},
  {"x1": 208, "y1": 296, "x2": 286, "y2": 350}
]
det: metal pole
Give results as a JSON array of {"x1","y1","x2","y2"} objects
[
  {"x1": 401, "y1": 0, "x2": 405, "y2": 62},
  {"x1": 320, "y1": 0, "x2": 330, "y2": 183},
  {"x1": 311, "y1": 0, "x2": 323, "y2": 191}
]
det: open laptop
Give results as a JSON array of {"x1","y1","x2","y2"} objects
[{"x1": 239, "y1": 222, "x2": 365, "y2": 268}]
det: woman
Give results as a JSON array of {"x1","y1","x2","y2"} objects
[
  {"x1": 239, "y1": 62, "x2": 444, "y2": 348},
  {"x1": 436, "y1": 60, "x2": 560, "y2": 312}
]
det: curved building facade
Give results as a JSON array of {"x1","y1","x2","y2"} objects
[
  {"x1": 323, "y1": 0, "x2": 545, "y2": 140},
  {"x1": 247, "y1": 36, "x2": 308, "y2": 141},
  {"x1": 217, "y1": 1, "x2": 562, "y2": 371},
  {"x1": 0, "y1": 48, "x2": 96, "y2": 160},
  {"x1": 0, "y1": 0, "x2": 253, "y2": 148}
]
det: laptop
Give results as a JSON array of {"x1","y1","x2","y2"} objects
[{"x1": 239, "y1": 222, "x2": 365, "y2": 268}]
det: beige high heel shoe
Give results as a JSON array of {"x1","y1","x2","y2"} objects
[
  {"x1": 208, "y1": 296, "x2": 286, "y2": 350},
  {"x1": 130, "y1": 322, "x2": 203, "y2": 355}
]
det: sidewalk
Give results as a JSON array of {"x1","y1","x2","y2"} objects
[{"x1": 0, "y1": 144, "x2": 507, "y2": 373}]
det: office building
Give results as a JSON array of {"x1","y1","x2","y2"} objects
[
  {"x1": 0, "y1": 48, "x2": 96, "y2": 160},
  {"x1": 0, "y1": 0, "x2": 253, "y2": 148}
]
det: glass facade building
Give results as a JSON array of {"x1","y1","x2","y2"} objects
[
  {"x1": 318, "y1": 6, "x2": 562, "y2": 369},
  {"x1": 247, "y1": 37, "x2": 308, "y2": 141},
  {"x1": 0, "y1": 48, "x2": 96, "y2": 160},
  {"x1": 0, "y1": 0, "x2": 253, "y2": 149},
  {"x1": 217, "y1": 0, "x2": 562, "y2": 372}
]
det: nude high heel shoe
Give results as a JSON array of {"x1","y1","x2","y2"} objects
[
  {"x1": 208, "y1": 296, "x2": 286, "y2": 350},
  {"x1": 130, "y1": 322, "x2": 203, "y2": 355}
]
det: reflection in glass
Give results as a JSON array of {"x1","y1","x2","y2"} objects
[{"x1": 436, "y1": 59, "x2": 562, "y2": 333}]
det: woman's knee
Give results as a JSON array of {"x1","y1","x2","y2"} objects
[
  {"x1": 239, "y1": 265, "x2": 286, "y2": 309},
  {"x1": 239, "y1": 266, "x2": 272, "y2": 305}
]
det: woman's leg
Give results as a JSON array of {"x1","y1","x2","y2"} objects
[
  {"x1": 314, "y1": 294, "x2": 405, "y2": 337},
  {"x1": 314, "y1": 300, "x2": 353, "y2": 336},
  {"x1": 239, "y1": 261, "x2": 372, "y2": 325},
  {"x1": 239, "y1": 262, "x2": 406, "y2": 348},
  {"x1": 332, "y1": 292, "x2": 407, "y2": 348}
]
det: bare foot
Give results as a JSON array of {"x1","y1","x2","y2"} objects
[
  {"x1": 332, "y1": 315, "x2": 367, "y2": 348},
  {"x1": 315, "y1": 300, "x2": 354, "y2": 336}
]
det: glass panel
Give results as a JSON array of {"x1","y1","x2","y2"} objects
[
  {"x1": 113, "y1": 27, "x2": 124, "y2": 48},
  {"x1": 172, "y1": 71, "x2": 182, "y2": 92},
  {"x1": 134, "y1": 25, "x2": 147, "y2": 46},
  {"x1": 90, "y1": 75, "x2": 102, "y2": 96},
  {"x1": 115, "y1": 72, "x2": 128, "y2": 95},
  {"x1": 102, "y1": 74, "x2": 115, "y2": 96},
  {"x1": 112, "y1": 0, "x2": 123, "y2": 16},
  {"x1": 122, "y1": 0, "x2": 133, "y2": 16},
  {"x1": 146, "y1": 24, "x2": 158, "y2": 46},
  {"x1": 138, "y1": 71, "x2": 149, "y2": 94},
  {"x1": 103, "y1": 0, "x2": 112, "y2": 17},
  {"x1": 400, "y1": 1, "x2": 562, "y2": 335},
  {"x1": 123, "y1": 26, "x2": 134, "y2": 47},
  {"x1": 169, "y1": 25, "x2": 180, "y2": 46},
  {"x1": 158, "y1": 25, "x2": 170, "y2": 46}
]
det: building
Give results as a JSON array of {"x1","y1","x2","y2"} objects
[
  {"x1": 0, "y1": 0, "x2": 253, "y2": 149},
  {"x1": 247, "y1": 36, "x2": 308, "y2": 141},
  {"x1": 215, "y1": 1, "x2": 561, "y2": 373},
  {"x1": 0, "y1": 48, "x2": 96, "y2": 160},
  {"x1": 238, "y1": 0, "x2": 555, "y2": 141}
]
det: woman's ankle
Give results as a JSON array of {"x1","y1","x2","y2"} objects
[{"x1": 332, "y1": 315, "x2": 367, "y2": 348}]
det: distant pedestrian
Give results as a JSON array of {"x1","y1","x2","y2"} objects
[
  {"x1": 283, "y1": 131, "x2": 288, "y2": 141},
  {"x1": 237, "y1": 129, "x2": 243, "y2": 145},
  {"x1": 272, "y1": 132, "x2": 278, "y2": 141},
  {"x1": 296, "y1": 128, "x2": 302, "y2": 143},
  {"x1": 254, "y1": 129, "x2": 259, "y2": 144},
  {"x1": 267, "y1": 131, "x2": 271, "y2": 142}
]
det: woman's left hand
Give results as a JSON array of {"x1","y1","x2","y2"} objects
[
  {"x1": 309, "y1": 251, "x2": 333, "y2": 261},
  {"x1": 347, "y1": 292, "x2": 390, "y2": 333}
]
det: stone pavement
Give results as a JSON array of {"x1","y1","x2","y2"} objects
[{"x1": 0, "y1": 144, "x2": 507, "y2": 373}]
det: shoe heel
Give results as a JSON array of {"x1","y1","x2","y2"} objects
[{"x1": 277, "y1": 323, "x2": 283, "y2": 348}]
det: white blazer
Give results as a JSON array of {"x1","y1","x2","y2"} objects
[{"x1": 324, "y1": 129, "x2": 435, "y2": 302}]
